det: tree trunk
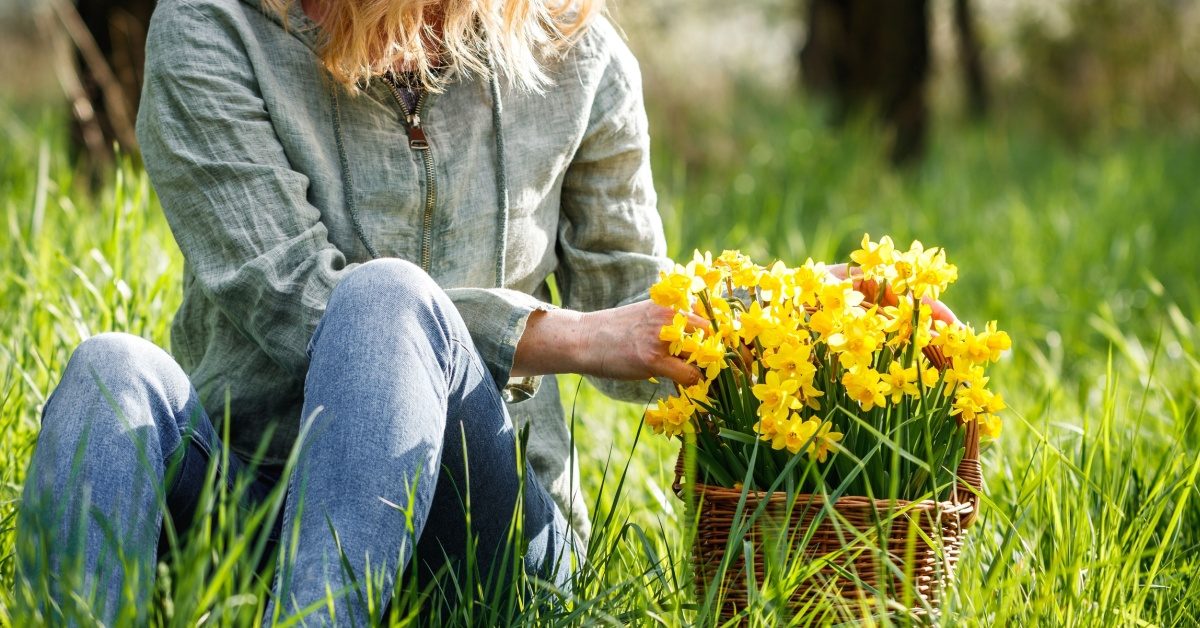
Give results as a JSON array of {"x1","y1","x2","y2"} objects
[
  {"x1": 954, "y1": 0, "x2": 989, "y2": 119},
  {"x1": 800, "y1": 0, "x2": 930, "y2": 164},
  {"x1": 66, "y1": 0, "x2": 154, "y2": 164}
]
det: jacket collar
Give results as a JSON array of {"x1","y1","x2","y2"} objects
[{"x1": 239, "y1": 0, "x2": 322, "y2": 53}]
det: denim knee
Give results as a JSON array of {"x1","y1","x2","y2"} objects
[
  {"x1": 69, "y1": 332, "x2": 164, "y2": 375},
  {"x1": 328, "y1": 259, "x2": 456, "y2": 327},
  {"x1": 336, "y1": 259, "x2": 441, "y2": 303},
  {"x1": 47, "y1": 332, "x2": 192, "y2": 457}
]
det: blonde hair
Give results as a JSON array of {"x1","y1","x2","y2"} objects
[{"x1": 265, "y1": 0, "x2": 602, "y2": 92}]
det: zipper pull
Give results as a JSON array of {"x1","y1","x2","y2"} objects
[{"x1": 406, "y1": 114, "x2": 428, "y2": 150}]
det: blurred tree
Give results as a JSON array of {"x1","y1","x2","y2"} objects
[
  {"x1": 799, "y1": 0, "x2": 989, "y2": 164},
  {"x1": 954, "y1": 0, "x2": 988, "y2": 119},
  {"x1": 1013, "y1": 0, "x2": 1200, "y2": 140},
  {"x1": 58, "y1": 0, "x2": 153, "y2": 165}
]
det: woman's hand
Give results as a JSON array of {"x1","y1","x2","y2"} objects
[
  {"x1": 511, "y1": 301, "x2": 708, "y2": 386},
  {"x1": 826, "y1": 263, "x2": 959, "y2": 325}
]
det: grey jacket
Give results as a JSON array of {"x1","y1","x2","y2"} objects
[{"x1": 136, "y1": 0, "x2": 669, "y2": 541}]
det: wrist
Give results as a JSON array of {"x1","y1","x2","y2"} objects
[
  {"x1": 512, "y1": 307, "x2": 591, "y2": 377},
  {"x1": 547, "y1": 307, "x2": 592, "y2": 374},
  {"x1": 571, "y1": 309, "x2": 602, "y2": 375}
]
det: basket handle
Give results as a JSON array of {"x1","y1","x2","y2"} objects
[
  {"x1": 955, "y1": 418, "x2": 982, "y2": 528},
  {"x1": 927, "y1": 343, "x2": 983, "y2": 527},
  {"x1": 671, "y1": 446, "x2": 686, "y2": 498}
]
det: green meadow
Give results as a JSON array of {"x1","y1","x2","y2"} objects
[{"x1": 1, "y1": 89, "x2": 1198, "y2": 624}]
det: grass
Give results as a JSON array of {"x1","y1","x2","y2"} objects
[{"x1": 1, "y1": 91, "x2": 1198, "y2": 625}]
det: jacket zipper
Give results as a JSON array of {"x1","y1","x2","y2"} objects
[{"x1": 382, "y1": 75, "x2": 436, "y2": 272}]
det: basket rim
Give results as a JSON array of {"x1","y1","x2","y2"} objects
[{"x1": 677, "y1": 478, "x2": 976, "y2": 517}]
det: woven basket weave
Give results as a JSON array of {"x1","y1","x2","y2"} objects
[{"x1": 673, "y1": 420, "x2": 983, "y2": 622}]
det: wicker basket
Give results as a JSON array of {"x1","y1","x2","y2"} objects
[{"x1": 673, "y1": 420, "x2": 983, "y2": 622}]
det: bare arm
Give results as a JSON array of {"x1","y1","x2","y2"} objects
[{"x1": 511, "y1": 301, "x2": 707, "y2": 386}]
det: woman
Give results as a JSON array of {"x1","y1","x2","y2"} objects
[{"x1": 17, "y1": 0, "x2": 706, "y2": 623}]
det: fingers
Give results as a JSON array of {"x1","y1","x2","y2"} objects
[
  {"x1": 922, "y1": 296, "x2": 959, "y2": 325},
  {"x1": 828, "y1": 263, "x2": 862, "y2": 280},
  {"x1": 684, "y1": 312, "x2": 712, "y2": 334},
  {"x1": 856, "y1": 277, "x2": 879, "y2": 304},
  {"x1": 657, "y1": 356, "x2": 702, "y2": 387},
  {"x1": 878, "y1": 282, "x2": 900, "y2": 307},
  {"x1": 832, "y1": 264, "x2": 893, "y2": 308},
  {"x1": 736, "y1": 343, "x2": 753, "y2": 366}
]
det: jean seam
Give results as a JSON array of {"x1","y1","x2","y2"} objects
[
  {"x1": 449, "y1": 338, "x2": 507, "y2": 415},
  {"x1": 162, "y1": 439, "x2": 190, "y2": 500},
  {"x1": 268, "y1": 465, "x2": 302, "y2": 620}
]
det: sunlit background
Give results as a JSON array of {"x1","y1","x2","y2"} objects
[{"x1": 2, "y1": 1, "x2": 1198, "y2": 624}]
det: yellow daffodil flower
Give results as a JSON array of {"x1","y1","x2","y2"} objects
[
  {"x1": 850, "y1": 233, "x2": 896, "y2": 281},
  {"x1": 738, "y1": 300, "x2": 775, "y2": 344},
  {"x1": 688, "y1": 334, "x2": 727, "y2": 380},
  {"x1": 881, "y1": 361, "x2": 920, "y2": 403},
  {"x1": 810, "y1": 420, "x2": 844, "y2": 462},
  {"x1": 818, "y1": 279, "x2": 865, "y2": 314},
  {"x1": 752, "y1": 370, "x2": 801, "y2": 410},
  {"x1": 843, "y1": 365, "x2": 887, "y2": 411},
  {"x1": 649, "y1": 264, "x2": 696, "y2": 311},
  {"x1": 784, "y1": 417, "x2": 819, "y2": 455},
  {"x1": 659, "y1": 312, "x2": 690, "y2": 355},
  {"x1": 686, "y1": 250, "x2": 725, "y2": 294}
]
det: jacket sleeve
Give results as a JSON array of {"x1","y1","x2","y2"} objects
[
  {"x1": 137, "y1": 1, "x2": 357, "y2": 377},
  {"x1": 442, "y1": 287, "x2": 555, "y2": 392},
  {"x1": 557, "y1": 22, "x2": 675, "y2": 404}
]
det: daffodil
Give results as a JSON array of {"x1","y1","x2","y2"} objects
[
  {"x1": 792, "y1": 258, "x2": 826, "y2": 307},
  {"x1": 645, "y1": 396, "x2": 697, "y2": 438},
  {"x1": 818, "y1": 279, "x2": 865, "y2": 313},
  {"x1": 807, "y1": 308, "x2": 840, "y2": 338},
  {"x1": 783, "y1": 417, "x2": 819, "y2": 455},
  {"x1": 950, "y1": 386, "x2": 989, "y2": 424},
  {"x1": 757, "y1": 261, "x2": 791, "y2": 304},
  {"x1": 895, "y1": 240, "x2": 958, "y2": 300},
  {"x1": 917, "y1": 358, "x2": 942, "y2": 389},
  {"x1": 794, "y1": 362, "x2": 824, "y2": 411},
  {"x1": 716, "y1": 250, "x2": 760, "y2": 289},
  {"x1": 686, "y1": 250, "x2": 725, "y2": 294},
  {"x1": 850, "y1": 233, "x2": 896, "y2": 281},
  {"x1": 950, "y1": 381, "x2": 1002, "y2": 426},
  {"x1": 763, "y1": 340, "x2": 812, "y2": 376},
  {"x1": 706, "y1": 295, "x2": 737, "y2": 342},
  {"x1": 827, "y1": 308, "x2": 885, "y2": 369},
  {"x1": 942, "y1": 363, "x2": 986, "y2": 396},
  {"x1": 980, "y1": 413, "x2": 1002, "y2": 439},
  {"x1": 738, "y1": 300, "x2": 775, "y2": 344},
  {"x1": 810, "y1": 420, "x2": 844, "y2": 462},
  {"x1": 980, "y1": 320, "x2": 1011, "y2": 362},
  {"x1": 842, "y1": 365, "x2": 887, "y2": 412},
  {"x1": 649, "y1": 264, "x2": 696, "y2": 311},
  {"x1": 961, "y1": 325, "x2": 995, "y2": 366},
  {"x1": 931, "y1": 320, "x2": 970, "y2": 361},
  {"x1": 753, "y1": 370, "x2": 802, "y2": 412},
  {"x1": 881, "y1": 361, "x2": 920, "y2": 403},
  {"x1": 659, "y1": 312, "x2": 690, "y2": 355},
  {"x1": 882, "y1": 298, "x2": 933, "y2": 350},
  {"x1": 758, "y1": 313, "x2": 800, "y2": 349},
  {"x1": 688, "y1": 334, "x2": 727, "y2": 379},
  {"x1": 681, "y1": 378, "x2": 713, "y2": 407}
]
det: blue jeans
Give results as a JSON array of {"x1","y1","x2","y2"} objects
[{"x1": 17, "y1": 259, "x2": 579, "y2": 625}]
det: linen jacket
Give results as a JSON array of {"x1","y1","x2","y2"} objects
[{"x1": 136, "y1": 0, "x2": 670, "y2": 542}]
